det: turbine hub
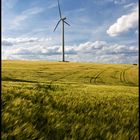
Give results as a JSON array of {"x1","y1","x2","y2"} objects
[{"x1": 62, "y1": 17, "x2": 66, "y2": 20}]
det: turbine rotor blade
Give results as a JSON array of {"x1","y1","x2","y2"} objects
[
  {"x1": 53, "y1": 19, "x2": 61, "y2": 32},
  {"x1": 64, "y1": 21, "x2": 70, "y2": 26},
  {"x1": 57, "y1": 0, "x2": 62, "y2": 18}
]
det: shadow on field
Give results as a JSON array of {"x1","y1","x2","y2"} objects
[
  {"x1": 34, "y1": 84, "x2": 63, "y2": 110},
  {"x1": 2, "y1": 77, "x2": 37, "y2": 83},
  {"x1": 30, "y1": 84, "x2": 70, "y2": 139}
]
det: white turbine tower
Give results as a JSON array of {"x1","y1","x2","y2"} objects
[{"x1": 53, "y1": 0, "x2": 70, "y2": 62}]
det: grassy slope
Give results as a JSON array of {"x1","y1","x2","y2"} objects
[{"x1": 1, "y1": 60, "x2": 139, "y2": 140}]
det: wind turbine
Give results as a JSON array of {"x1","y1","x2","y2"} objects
[{"x1": 53, "y1": 0, "x2": 70, "y2": 62}]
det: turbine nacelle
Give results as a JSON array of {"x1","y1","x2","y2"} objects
[{"x1": 62, "y1": 17, "x2": 66, "y2": 20}]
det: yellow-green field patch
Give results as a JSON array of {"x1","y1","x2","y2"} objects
[{"x1": 2, "y1": 61, "x2": 139, "y2": 140}]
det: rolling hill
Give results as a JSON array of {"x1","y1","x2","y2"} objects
[{"x1": 1, "y1": 60, "x2": 139, "y2": 140}]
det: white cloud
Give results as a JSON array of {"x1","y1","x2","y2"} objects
[
  {"x1": 135, "y1": 30, "x2": 138, "y2": 35},
  {"x1": 107, "y1": 4, "x2": 138, "y2": 37},
  {"x1": 2, "y1": 39, "x2": 138, "y2": 64},
  {"x1": 124, "y1": 3, "x2": 136, "y2": 9},
  {"x1": 3, "y1": 0, "x2": 19, "y2": 8},
  {"x1": 11, "y1": 7, "x2": 44, "y2": 27},
  {"x1": 107, "y1": 0, "x2": 127, "y2": 4},
  {"x1": 65, "y1": 8, "x2": 86, "y2": 16},
  {"x1": 2, "y1": 37, "x2": 52, "y2": 46},
  {"x1": 114, "y1": 0, "x2": 126, "y2": 4},
  {"x1": 77, "y1": 41, "x2": 107, "y2": 53},
  {"x1": 47, "y1": 2, "x2": 57, "y2": 9}
]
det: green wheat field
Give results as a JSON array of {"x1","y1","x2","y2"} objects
[{"x1": 1, "y1": 60, "x2": 139, "y2": 140}]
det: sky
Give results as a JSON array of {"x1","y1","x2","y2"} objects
[{"x1": 2, "y1": 0, "x2": 139, "y2": 63}]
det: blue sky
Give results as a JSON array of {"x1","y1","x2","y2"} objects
[{"x1": 2, "y1": 0, "x2": 139, "y2": 63}]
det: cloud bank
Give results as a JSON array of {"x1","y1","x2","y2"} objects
[
  {"x1": 2, "y1": 37, "x2": 51, "y2": 46},
  {"x1": 2, "y1": 38, "x2": 138, "y2": 64}
]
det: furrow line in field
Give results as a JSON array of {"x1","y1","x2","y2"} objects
[
  {"x1": 49, "y1": 66, "x2": 95, "y2": 85},
  {"x1": 120, "y1": 66, "x2": 134, "y2": 85},
  {"x1": 90, "y1": 67, "x2": 113, "y2": 84}
]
